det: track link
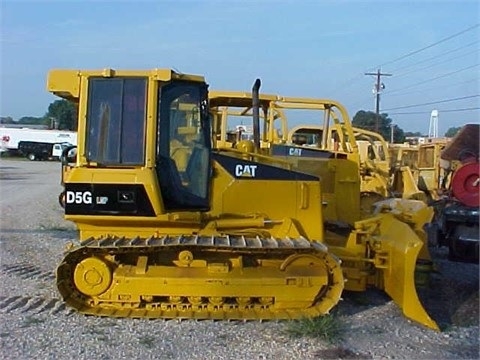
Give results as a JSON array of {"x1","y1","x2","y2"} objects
[{"x1": 57, "y1": 235, "x2": 344, "y2": 320}]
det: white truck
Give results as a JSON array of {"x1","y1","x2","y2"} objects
[{"x1": 0, "y1": 127, "x2": 77, "y2": 153}]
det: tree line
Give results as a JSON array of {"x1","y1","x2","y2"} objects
[
  {"x1": 1, "y1": 99, "x2": 462, "y2": 140},
  {"x1": 351, "y1": 111, "x2": 461, "y2": 140},
  {"x1": 1, "y1": 100, "x2": 77, "y2": 131}
]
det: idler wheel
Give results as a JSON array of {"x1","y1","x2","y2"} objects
[{"x1": 73, "y1": 257, "x2": 112, "y2": 296}]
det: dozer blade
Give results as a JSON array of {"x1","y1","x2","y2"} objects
[{"x1": 378, "y1": 214, "x2": 439, "y2": 331}]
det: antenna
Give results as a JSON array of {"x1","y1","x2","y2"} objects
[{"x1": 428, "y1": 110, "x2": 439, "y2": 138}]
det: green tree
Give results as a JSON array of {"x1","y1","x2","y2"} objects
[
  {"x1": 445, "y1": 126, "x2": 461, "y2": 138},
  {"x1": 18, "y1": 116, "x2": 47, "y2": 125},
  {"x1": 391, "y1": 125, "x2": 405, "y2": 144},
  {"x1": 404, "y1": 131, "x2": 425, "y2": 137},
  {"x1": 0, "y1": 116, "x2": 15, "y2": 124},
  {"x1": 352, "y1": 110, "x2": 405, "y2": 143},
  {"x1": 46, "y1": 99, "x2": 78, "y2": 130}
]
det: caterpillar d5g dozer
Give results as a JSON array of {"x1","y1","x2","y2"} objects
[
  {"x1": 209, "y1": 88, "x2": 438, "y2": 330},
  {"x1": 49, "y1": 69, "x2": 344, "y2": 321},
  {"x1": 49, "y1": 69, "x2": 438, "y2": 330}
]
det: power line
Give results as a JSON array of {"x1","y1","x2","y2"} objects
[
  {"x1": 395, "y1": 49, "x2": 479, "y2": 78},
  {"x1": 389, "y1": 40, "x2": 479, "y2": 73},
  {"x1": 386, "y1": 63, "x2": 480, "y2": 94},
  {"x1": 373, "y1": 24, "x2": 479, "y2": 69},
  {"x1": 389, "y1": 107, "x2": 480, "y2": 115},
  {"x1": 385, "y1": 78, "x2": 479, "y2": 98},
  {"x1": 345, "y1": 25, "x2": 479, "y2": 114},
  {"x1": 382, "y1": 95, "x2": 479, "y2": 111},
  {"x1": 339, "y1": 26, "x2": 478, "y2": 104}
]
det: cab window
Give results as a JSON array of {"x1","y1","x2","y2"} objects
[{"x1": 86, "y1": 78, "x2": 147, "y2": 165}]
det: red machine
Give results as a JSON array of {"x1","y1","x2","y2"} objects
[
  {"x1": 451, "y1": 161, "x2": 479, "y2": 208},
  {"x1": 433, "y1": 124, "x2": 479, "y2": 263}
]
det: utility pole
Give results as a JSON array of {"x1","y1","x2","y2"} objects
[{"x1": 365, "y1": 69, "x2": 392, "y2": 132}]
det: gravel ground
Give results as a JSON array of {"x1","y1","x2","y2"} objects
[{"x1": 0, "y1": 158, "x2": 478, "y2": 360}]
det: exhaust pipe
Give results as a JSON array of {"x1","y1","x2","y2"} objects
[{"x1": 252, "y1": 78, "x2": 261, "y2": 150}]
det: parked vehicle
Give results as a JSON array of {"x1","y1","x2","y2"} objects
[
  {"x1": 18, "y1": 141, "x2": 72, "y2": 161},
  {"x1": 0, "y1": 127, "x2": 77, "y2": 153}
]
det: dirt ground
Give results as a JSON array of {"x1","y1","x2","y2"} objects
[{"x1": 0, "y1": 158, "x2": 478, "y2": 360}]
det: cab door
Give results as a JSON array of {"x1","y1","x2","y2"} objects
[{"x1": 156, "y1": 81, "x2": 211, "y2": 211}]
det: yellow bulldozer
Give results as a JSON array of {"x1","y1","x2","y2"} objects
[
  {"x1": 49, "y1": 69, "x2": 438, "y2": 330},
  {"x1": 389, "y1": 139, "x2": 453, "y2": 202}
]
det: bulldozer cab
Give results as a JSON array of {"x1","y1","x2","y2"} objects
[{"x1": 49, "y1": 69, "x2": 211, "y2": 213}]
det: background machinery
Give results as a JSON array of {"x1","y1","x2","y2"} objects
[
  {"x1": 49, "y1": 69, "x2": 438, "y2": 330},
  {"x1": 210, "y1": 86, "x2": 437, "y2": 328},
  {"x1": 209, "y1": 90, "x2": 427, "y2": 216},
  {"x1": 430, "y1": 124, "x2": 479, "y2": 263}
]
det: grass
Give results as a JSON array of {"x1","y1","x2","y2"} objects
[
  {"x1": 86, "y1": 327, "x2": 105, "y2": 336},
  {"x1": 95, "y1": 319, "x2": 118, "y2": 328},
  {"x1": 21, "y1": 316, "x2": 45, "y2": 328},
  {"x1": 85, "y1": 326, "x2": 108, "y2": 342},
  {"x1": 284, "y1": 314, "x2": 344, "y2": 343},
  {"x1": 139, "y1": 335, "x2": 156, "y2": 349}
]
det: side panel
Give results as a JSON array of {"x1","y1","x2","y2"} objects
[
  {"x1": 271, "y1": 146, "x2": 361, "y2": 225},
  {"x1": 209, "y1": 153, "x2": 324, "y2": 241}
]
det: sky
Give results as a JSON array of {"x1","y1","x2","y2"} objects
[{"x1": 0, "y1": 0, "x2": 479, "y2": 136}]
